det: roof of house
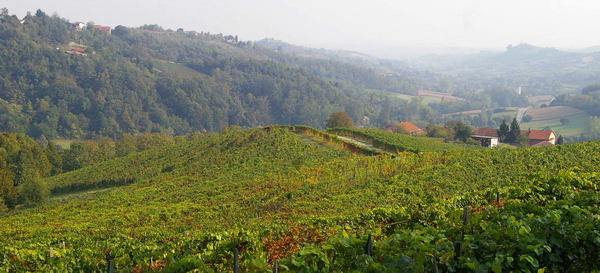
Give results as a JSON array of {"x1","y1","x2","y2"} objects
[
  {"x1": 397, "y1": 122, "x2": 423, "y2": 133},
  {"x1": 522, "y1": 130, "x2": 555, "y2": 140},
  {"x1": 473, "y1": 128, "x2": 498, "y2": 137}
]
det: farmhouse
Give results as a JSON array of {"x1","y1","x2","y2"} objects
[
  {"x1": 383, "y1": 121, "x2": 424, "y2": 136},
  {"x1": 72, "y1": 22, "x2": 85, "y2": 31},
  {"x1": 471, "y1": 128, "x2": 499, "y2": 148},
  {"x1": 471, "y1": 127, "x2": 556, "y2": 147},
  {"x1": 522, "y1": 130, "x2": 556, "y2": 146}
]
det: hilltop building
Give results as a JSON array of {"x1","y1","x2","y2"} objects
[
  {"x1": 92, "y1": 25, "x2": 111, "y2": 34},
  {"x1": 72, "y1": 22, "x2": 85, "y2": 31}
]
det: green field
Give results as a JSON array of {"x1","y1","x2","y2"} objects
[
  {"x1": 365, "y1": 89, "x2": 444, "y2": 104},
  {"x1": 520, "y1": 112, "x2": 588, "y2": 137},
  {"x1": 491, "y1": 108, "x2": 519, "y2": 119}
]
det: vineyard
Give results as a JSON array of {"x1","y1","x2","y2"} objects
[
  {"x1": 327, "y1": 127, "x2": 482, "y2": 153},
  {"x1": 1, "y1": 126, "x2": 600, "y2": 272}
]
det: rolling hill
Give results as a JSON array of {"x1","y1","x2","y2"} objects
[
  {"x1": 0, "y1": 10, "x2": 428, "y2": 139},
  {"x1": 2, "y1": 127, "x2": 600, "y2": 271}
]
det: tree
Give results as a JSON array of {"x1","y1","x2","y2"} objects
[
  {"x1": 498, "y1": 119, "x2": 509, "y2": 143},
  {"x1": 426, "y1": 122, "x2": 453, "y2": 142},
  {"x1": 522, "y1": 115, "x2": 532, "y2": 122},
  {"x1": 116, "y1": 133, "x2": 137, "y2": 157},
  {"x1": 557, "y1": 135, "x2": 564, "y2": 145},
  {"x1": 450, "y1": 121, "x2": 472, "y2": 143},
  {"x1": 18, "y1": 173, "x2": 50, "y2": 207},
  {"x1": 560, "y1": 117, "x2": 570, "y2": 125},
  {"x1": 0, "y1": 160, "x2": 17, "y2": 209},
  {"x1": 507, "y1": 118, "x2": 521, "y2": 143},
  {"x1": 515, "y1": 134, "x2": 529, "y2": 147},
  {"x1": 44, "y1": 142, "x2": 63, "y2": 176},
  {"x1": 326, "y1": 112, "x2": 353, "y2": 128}
]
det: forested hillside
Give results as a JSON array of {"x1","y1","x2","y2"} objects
[
  {"x1": 0, "y1": 9, "x2": 429, "y2": 139},
  {"x1": 1, "y1": 126, "x2": 600, "y2": 271}
]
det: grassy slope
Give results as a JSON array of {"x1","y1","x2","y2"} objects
[
  {"x1": 3, "y1": 127, "x2": 600, "y2": 270},
  {"x1": 520, "y1": 112, "x2": 588, "y2": 137},
  {"x1": 364, "y1": 89, "x2": 444, "y2": 104}
]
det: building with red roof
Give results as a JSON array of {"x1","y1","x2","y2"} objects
[
  {"x1": 472, "y1": 127, "x2": 556, "y2": 147},
  {"x1": 522, "y1": 130, "x2": 556, "y2": 146},
  {"x1": 383, "y1": 122, "x2": 424, "y2": 136}
]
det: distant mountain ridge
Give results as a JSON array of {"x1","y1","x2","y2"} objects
[{"x1": 412, "y1": 43, "x2": 600, "y2": 95}]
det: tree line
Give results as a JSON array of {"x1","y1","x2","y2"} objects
[{"x1": 0, "y1": 131, "x2": 189, "y2": 210}]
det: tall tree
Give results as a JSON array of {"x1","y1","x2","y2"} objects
[
  {"x1": 497, "y1": 119, "x2": 509, "y2": 143},
  {"x1": 0, "y1": 160, "x2": 17, "y2": 209},
  {"x1": 507, "y1": 118, "x2": 521, "y2": 143}
]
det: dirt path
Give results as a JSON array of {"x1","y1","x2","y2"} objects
[
  {"x1": 336, "y1": 136, "x2": 389, "y2": 154},
  {"x1": 52, "y1": 188, "x2": 114, "y2": 202}
]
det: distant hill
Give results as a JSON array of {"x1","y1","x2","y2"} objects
[
  {"x1": 411, "y1": 43, "x2": 600, "y2": 95},
  {"x1": 577, "y1": 45, "x2": 600, "y2": 54},
  {"x1": 0, "y1": 9, "x2": 428, "y2": 139}
]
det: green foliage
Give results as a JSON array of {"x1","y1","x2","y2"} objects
[
  {"x1": 326, "y1": 112, "x2": 354, "y2": 128},
  {"x1": 507, "y1": 118, "x2": 521, "y2": 143},
  {"x1": 498, "y1": 119, "x2": 509, "y2": 143},
  {"x1": 1, "y1": 9, "x2": 425, "y2": 137},
  {"x1": 447, "y1": 120, "x2": 472, "y2": 143},
  {"x1": 0, "y1": 160, "x2": 17, "y2": 208},
  {"x1": 425, "y1": 123, "x2": 453, "y2": 142},
  {"x1": 18, "y1": 174, "x2": 50, "y2": 207},
  {"x1": 1, "y1": 127, "x2": 600, "y2": 270},
  {"x1": 329, "y1": 128, "x2": 481, "y2": 153}
]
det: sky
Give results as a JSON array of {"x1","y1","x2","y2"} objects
[{"x1": 3, "y1": 0, "x2": 600, "y2": 57}]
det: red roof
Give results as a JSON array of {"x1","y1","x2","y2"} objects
[
  {"x1": 473, "y1": 128, "x2": 498, "y2": 137},
  {"x1": 522, "y1": 130, "x2": 554, "y2": 140},
  {"x1": 397, "y1": 122, "x2": 423, "y2": 133}
]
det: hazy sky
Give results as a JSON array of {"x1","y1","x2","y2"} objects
[{"x1": 3, "y1": 0, "x2": 600, "y2": 53}]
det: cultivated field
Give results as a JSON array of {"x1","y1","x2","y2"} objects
[
  {"x1": 527, "y1": 95, "x2": 554, "y2": 106},
  {"x1": 365, "y1": 90, "x2": 445, "y2": 105},
  {"x1": 520, "y1": 112, "x2": 588, "y2": 137},
  {"x1": 525, "y1": 106, "x2": 583, "y2": 121},
  {"x1": 417, "y1": 90, "x2": 465, "y2": 101},
  {"x1": 443, "y1": 109, "x2": 482, "y2": 116}
]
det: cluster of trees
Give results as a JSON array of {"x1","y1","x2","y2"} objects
[
  {"x1": 424, "y1": 120, "x2": 474, "y2": 143},
  {"x1": 497, "y1": 118, "x2": 528, "y2": 146},
  {"x1": 0, "y1": 131, "x2": 184, "y2": 210},
  {"x1": 0, "y1": 133, "x2": 55, "y2": 210},
  {"x1": 552, "y1": 83, "x2": 600, "y2": 117}
]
